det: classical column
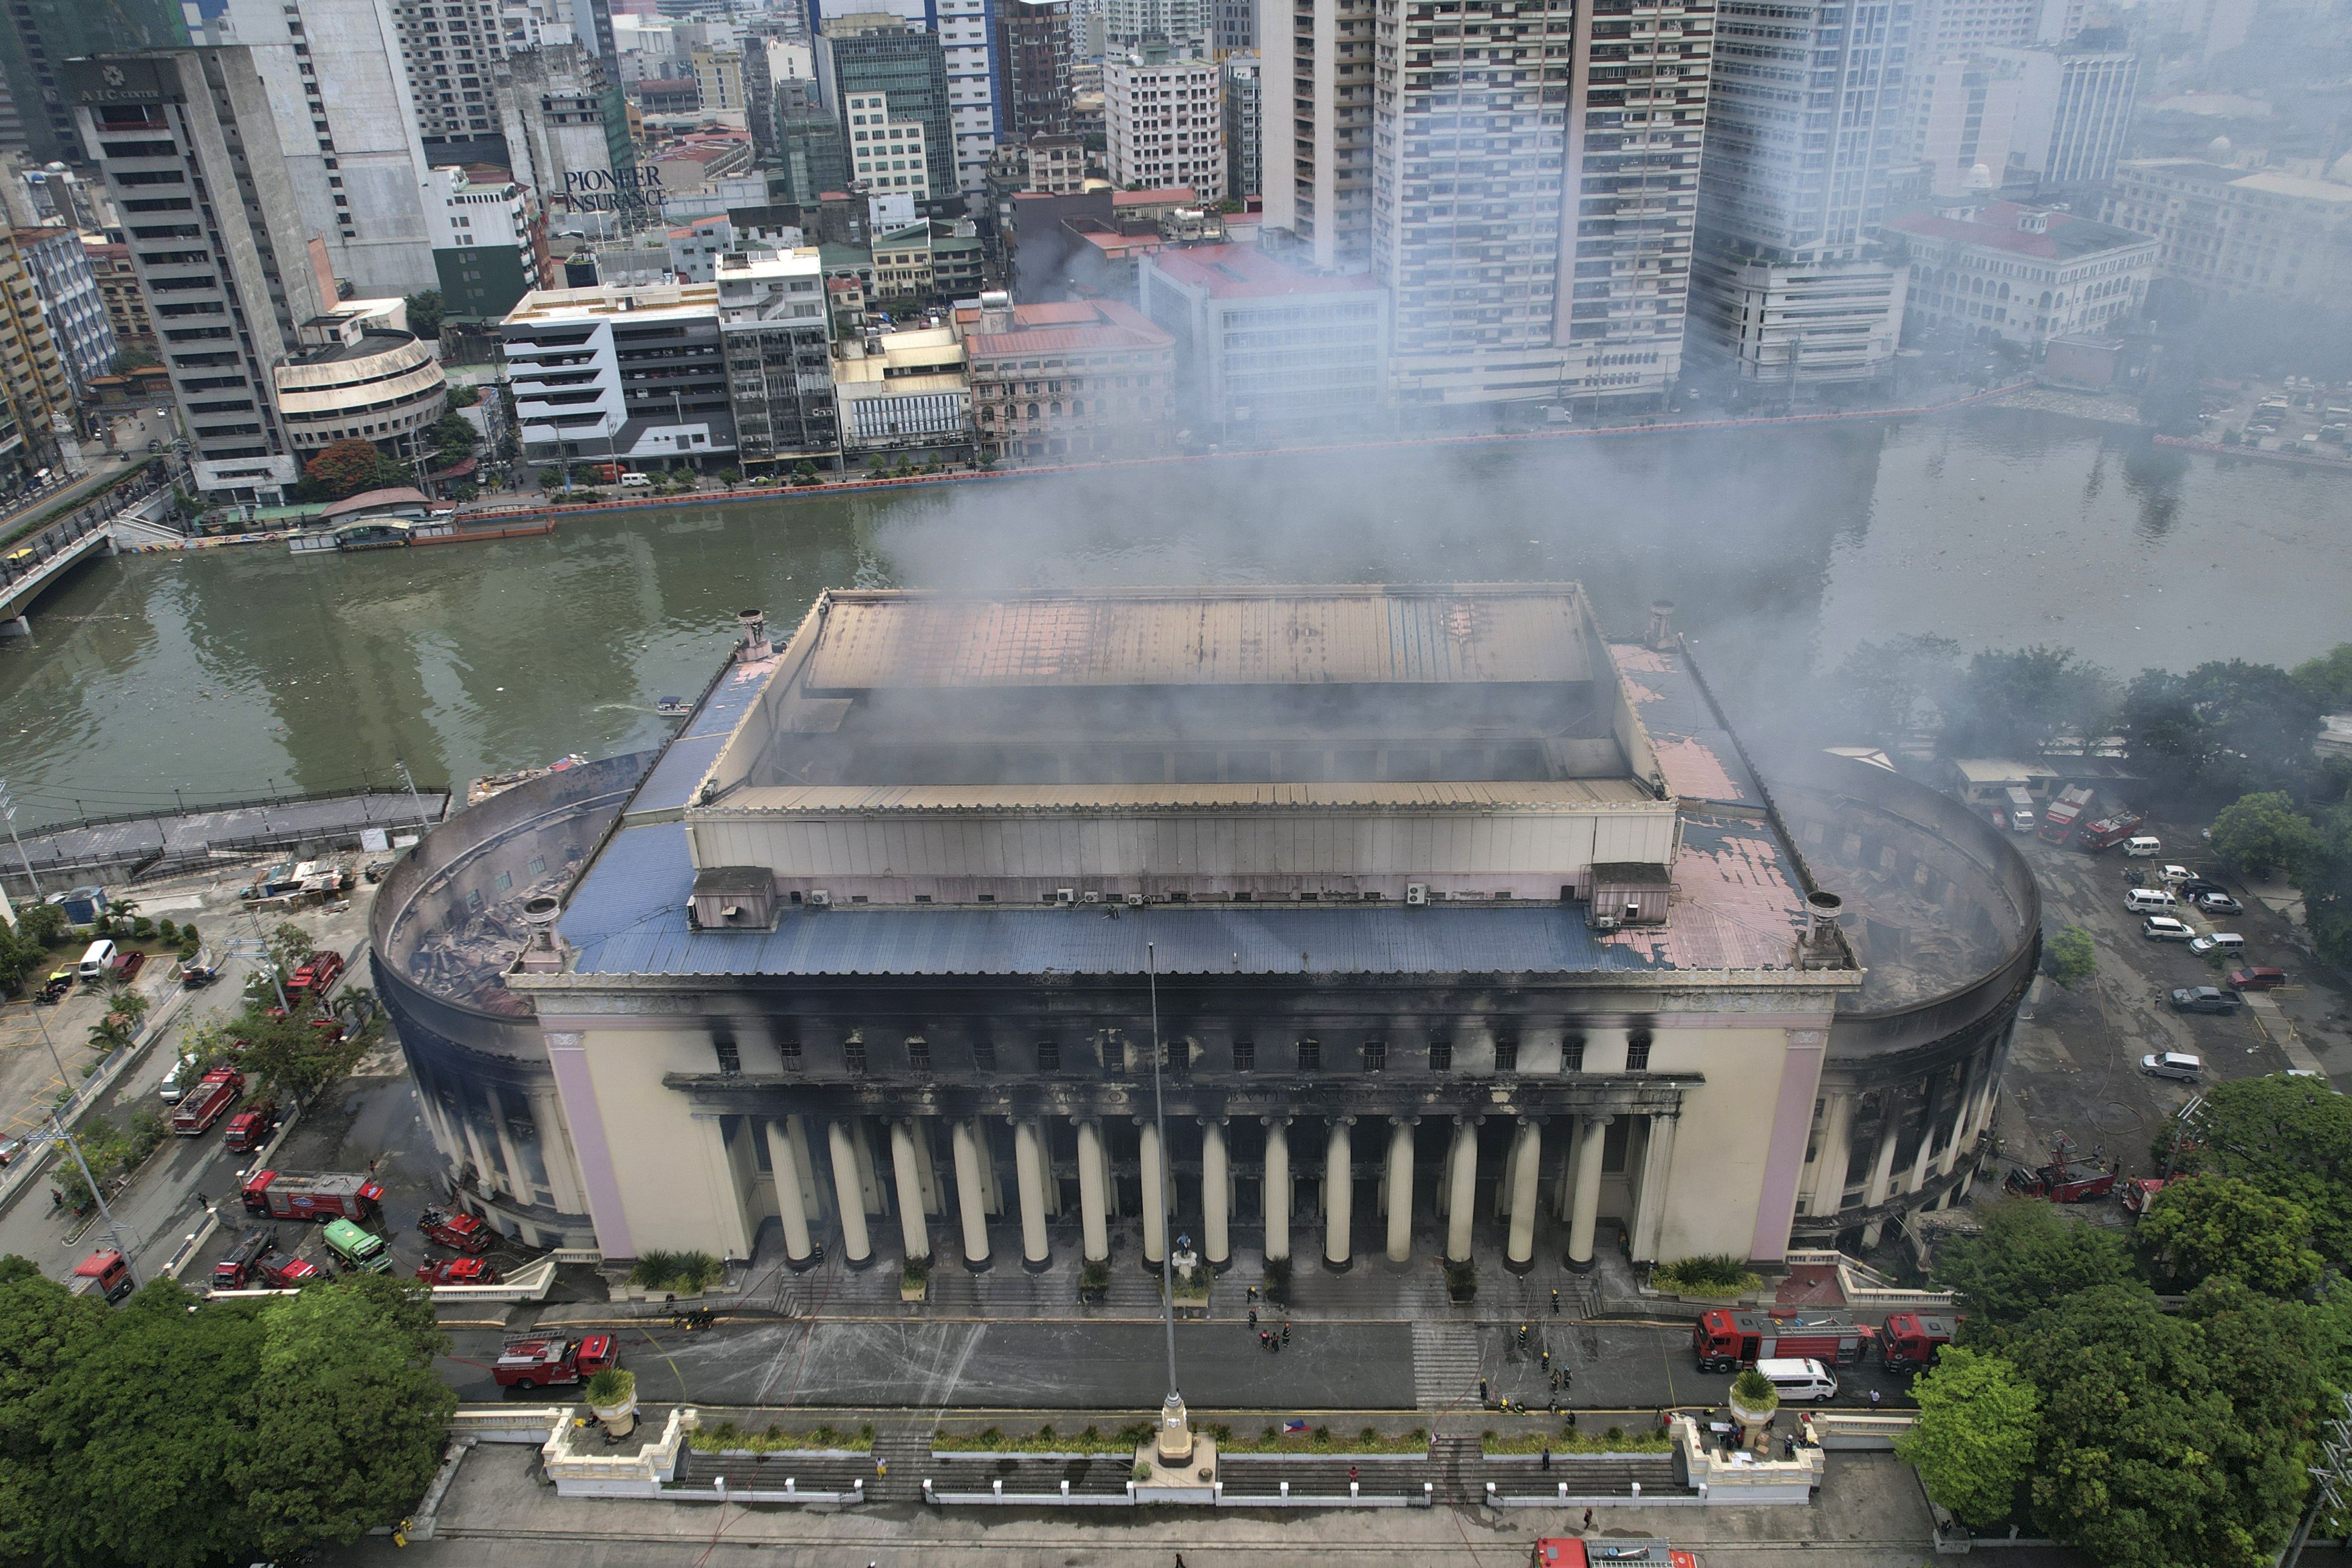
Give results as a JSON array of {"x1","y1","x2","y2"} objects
[
  {"x1": 1906, "y1": 1074, "x2": 1947, "y2": 1195},
  {"x1": 828, "y1": 1117, "x2": 872, "y2": 1269},
  {"x1": 1936, "y1": 1060, "x2": 1979, "y2": 1178},
  {"x1": 951, "y1": 1117, "x2": 993, "y2": 1271},
  {"x1": 1506, "y1": 1117, "x2": 1543, "y2": 1273},
  {"x1": 783, "y1": 1114, "x2": 821, "y2": 1227},
  {"x1": 1567, "y1": 1114, "x2": 1612, "y2": 1270},
  {"x1": 1859, "y1": 1091, "x2": 1907, "y2": 1249},
  {"x1": 1805, "y1": 1092, "x2": 1856, "y2": 1219},
  {"x1": 1444, "y1": 1118, "x2": 1478, "y2": 1264},
  {"x1": 1201, "y1": 1119, "x2": 1231, "y2": 1271},
  {"x1": 1263, "y1": 1117, "x2": 1292, "y2": 1263},
  {"x1": 1139, "y1": 1119, "x2": 1168, "y2": 1269},
  {"x1": 1013, "y1": 1117, "x2": 1050, "y2": 1273},
  {"x1": 1324, "y1": 1117, "x2": 1354, "y2": 1272},
  {"x1": 766, "y1": 1118, "x2": 816, "y2": 1269},
  {"x1": 1076, "y1": 1117, "x2": 1110, "y2": 1263},
  {"x1": 1631, "y1": 1111, "x2": 1680, "y2": 1262},
  {"x1": 891, "y1": 1119, "x2": 931, "y2": 1265},
  {"x1": 1385, "y1": 1117, "x2": 1416, "y2": 1266}
]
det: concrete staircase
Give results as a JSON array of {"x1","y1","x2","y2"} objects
[
  {"x1": 867, "y1": 1428, "x2": 931, "y2": 1503},
  {"x1": 1412, "y1": 1321, "x2": 1483, "y2": 1412},
  {"x1": 667, "y1": 1447, "x2": 872, "y2": 1498},
  {"x1": 1483, "y1": 1453, "x2": 1690, "y2": 1501},
  {"x1": 923, "y1": 1450, "x2": 1137, "y2": 1498},
  {"x1": 1429, "y1": 1434, "x2": 1482, "y2": 1504},
  {"x1": 1217, "y1": 1453, "x2": 1434, "y2": 1502}
]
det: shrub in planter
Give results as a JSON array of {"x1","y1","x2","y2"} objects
[
  {"x1": 1444, "y1": 1258, "x2": 1477, "y2": 1301},
  {"x1": 1079, "y1": 1258, "x2": 1111, "y2": 1300},
  {"x1": 1652, "y1": 1253, "x2": 1762, "y2": 1298},
  {"x1": 131, "y1": 916, "x2": 155, "y2": 939},
  {"x1": 157, "y1": 919, "x2": 178, "y2": 944},
  {"x1": 631, "y1": 1249, "x2": 723, "y2": 1294}
]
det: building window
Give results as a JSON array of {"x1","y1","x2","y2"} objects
[
  {"x1": 907, "y1": 1036, "x2": 931, "y2": 1075},
  {"x1": 1362, "y1": 1039, "x2": 1386, "y2": 1073},
  {"x1": 1562, "y1": 1035, "x2": 1585, "y2": 1073},
  {"x1": 972, "y1": 1038, "x2": 996, "y2": 1072},
  {"x1": 1037, "y1": 1040, "x2": 1060, "y2": 1072},
  {"x1": 1297, "y1": 1038, "x2": 1321, "y2": 1072},
  {"x1": 1428, "y1": 1039, "x2": 1452, "y2": 1073},
  {"x1": 844, "y1": 1037, "x2": 867, "y2": 1074},
  {"x1": 713, "y1": 1037, "x2": 740, "y2": 1076},
  {"x1": 779, "y1": 1040, "x2": 802, "y2": 1070},
  {"x1": 1494, "y1": 1037, "x2": 1519, "y2": 1072},
  {"x1": 1625, "y1": 1032, "x2": 1652, "y2": 1073},
  {"x1": 1233, "y1": 1038, "x2": 1255, "y2": 1072}
]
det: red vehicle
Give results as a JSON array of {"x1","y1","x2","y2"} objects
[
  {"x1": 493, "y1": 1334, "x2": 616, "y2": 1391},
  {"x1": 212, "y1": 1225, "x2": 278, "y2": 1290},
  {"x1": 2076, "y1": 811, "x2": 2146, "y2": 852},
  {"x1": 253, "y1": 1248, "x2": 321, "y2": 1288},
  {"x1": 1881, "y1": 1312, "x2": 1958, "y2": 1373},
  {"x1": 2121, "y1": 1176, "x2": 2169, "y2": 1216},
  {"x1": 169, "y1": 1068, "x2": 245, "y2": 1136},
  {"x1": 2038, "y1": 785, "x2": 2096, "y2": 845},
  {"x1": 416, "y1": 1257, "x2": 502, "y2": 1286},
  {"x1": 240, "y1": 1168, "x2": 385, "y2": 1223},
  {"x1": 419, "y1": 1205, "x2": 492, "y2": 1253},
  {"x1": 224, "y1": 1099, "x2": 280, "y2": 1154},
  {"x1": 2229, "y1": 966, "x2": 2289, "y2": 992},
  {"x1": 286, "y1": 949, "x2": 345, "y2": 1004},
  {"x1": 1537, "y1": 1540, "x2": 1697, "y2": 1567},
  {"x1": 1691, "y1": 1309, "x2": 1875, "y2": 1373},
  {"x1": 2002, "y1": 1134, "x2": 2116, "y2": 1203},
  {"x1": 112, "y1": 949, "x2": 146, "y2": 983},
  {"x1": 69, "y1": 1249, "x2": 134, "y2": 1304},
  {"x1": 582, "y1": 461, "x2": 624, "y2": 484}
]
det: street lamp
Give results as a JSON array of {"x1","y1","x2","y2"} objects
[
  {"x1": 23, "y1": 997, "x2": 137, "y2": 1288},
  {"x1": 1144, "y1": 940, "x2": 1192, "y2": 1466}
]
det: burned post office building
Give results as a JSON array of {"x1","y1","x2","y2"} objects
[{"x1": 376, "y1": 584, "x2": 2039, "y2": 1275}]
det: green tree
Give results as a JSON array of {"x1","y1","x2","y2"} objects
[
  {"x1": 2137, "y1": 1173, "x2": 2322, "y2": 1294},
  {"x1": 428, "y1": 410, "x2": 479, "y2": 458},
  {"x1": 302, "y1": 439, "x2": 395, "y2": 501},
  {"x1": 1896, "y1": 1347, "x2": 2039, "y2": 1530},
  {"x1": 1944, "y1": 646, "x2": 2114, "y2": 758},
  {"x1": 2159, "y1": 1073, "x2": 2352, "y2": 1267},
  {"x1": 1932, "y1": 1198, "x2": 2136, "y2": 1335},
  {"x1": 2041, "y1": 925, "x2": 2096, "y2": 988},
  {"x1": 2121, "y1": 661, "x2": 2323, "y2": 806},
  {"x1": 2296, "y1": 794, "x2": 2352, "y2": 970},
  {"x1": 2291, "y1": 643, "x2": 2352, "y2": 711},
  {"x1": 235, "y1": 1008, "x2": 369, "y2": 1103},
  {"x1": 1832, "y1": 633, "x2": 1962, "y2": 749},
  {"x1": 446, "y1": 382, "x2": 482, "y2": 409},
  {"x1": 2209, "y1": 791, "x2": 2316, "y2": 877},
  {"x1": 404, "y1": 290, "x2": 445, "y2": 341},
  {"x1": 233, "y1": 1277, "x2": 454, "y2": 1558}
]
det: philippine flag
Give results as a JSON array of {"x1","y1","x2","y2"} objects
[{"x1": 1282, "y1": 1419, "x2": 1307, "y2": 1434}]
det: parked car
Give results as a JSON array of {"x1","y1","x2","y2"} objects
[
  {"x1": 2141, "y1": 1051, "x2": 2205, "y2": 1082},
  {"x1": 2193, "y1": 891, "x2": 2243, "y2": 915},
  {"x1": 2169, "y1": 986, "x2": 2243, "y2": 1014},
  {"x1": 2180, "y1": 878, "x2": 2229, "y2": 899},
  {"x1": 0, "y1": 1136, "x2": 25, "y2": 1167},
  {"x1": 2229, "y1": 966, "x2": 2289, "y2": 991},
  {"x1": 2160, "y1": 864, "x2": 2195, "y2": 885},
  {"x1": 2143, "y1": 915, "x2": 2196, "y2": 941},
  {"x1": 2190, "y1": 933, "x2": 2246, "y2": 955}
]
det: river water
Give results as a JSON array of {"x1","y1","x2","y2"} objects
[{"x1": 1, "y1": 405, "x2": 2346, "y2": 828}]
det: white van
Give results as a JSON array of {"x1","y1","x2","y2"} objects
[
  {"x1": 619, "y1": 471, "x2": 654, "y2": 488},
  {"x1": 2190, "y1": 932, "x2": 2245, "y2": 955},
  {"x1": 2124, "y1": 887, "x2": 2176, "y2": 913},
  {"x1": 2125, "y1": 836, "x2": 2162, "y2": 857},
  {"x1": 1756, "y1": 1357, "x2": 1840, "y2": 1402},
  {"x1": 76, "y1": 939, "x2": 117, "y2": 982},
  {"x1": 2141, "y1": 1051, "x2": 2204, "y2": 1083}
]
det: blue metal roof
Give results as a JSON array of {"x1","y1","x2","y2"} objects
[
  {"x1": 629, "y1": 659, "x2": 778, "y2": 816},
  {"x1": 558, "y1": 820, "x2": 1686, "y2": 981}
]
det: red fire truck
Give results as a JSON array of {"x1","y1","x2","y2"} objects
[
  {"x1": 493, "y1": 1334, "x2": 616, "y2": 1390},
  {"x1": 416, "y1": 1257, "x2": 502, "y2": 1286},
  {"x1": 1880, "y1": 1312, "x2": 1959, "y2": 1374},
  {"x1": 1691, "y1": 1309, "x2": 1876, "y2": 1373},
  {"x1": 224, "y1": 1099, "x2": 279, "y2": 1154},
  {"x1": 240, "y1": 1169, "x2": 385, "y2": 1223},
  {"x1": 169, "y1": 1068, "x2": 245, "y2": 1136},
  {"x1": 1536, "y1": 1540, "x2": 1697, "y2": 1567},
  {"x1": 419, "y1": 1205, "x2": 492, "y2": 1253},
  {"x1": 69, "y1": 1249, "x2": 134, "y2": 1304}
]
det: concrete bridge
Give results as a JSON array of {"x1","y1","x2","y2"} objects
[{"x1": 0, "y1": 471, "x2": 170, "y2": 635}]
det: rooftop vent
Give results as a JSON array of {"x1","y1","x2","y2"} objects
[
  {"x1": 513, "y1": 893, "x2": 567, "y2": 973},
  {"x1": 691, "y1": 867, "x2": 779, "y2": 930},
  {"x1": 1647, "y1": 599, "x2": 1677, "y2": 651},
  {"x1": 1799, "y1": 890, "x2": 1850, "y2": 969},
  {"x1": 737, "y1": 607, "x2": 771, "y2": 661}
]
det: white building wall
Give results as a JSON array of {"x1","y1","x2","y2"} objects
[{"x1": 1104, "y1": 53, "x2": 1222, "y2": 199}]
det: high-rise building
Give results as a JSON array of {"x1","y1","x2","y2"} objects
[
  {"x1": 1991, "y1": 41, "x2": 2135, "y2": 191},
  {"x1": 691, "y1": 44, "x2": 745, "y2": 109},
  {"x1": 1913, "y1": 0, "x2": 2065, "y2": 54},
  {"x1": 71, "y1": 50, "x2": 329, "y2": 500},
  {"x1": 1102, "y1": 0, "x2": 1208, "y2": 52},
  {"x1": 0, "y1": 0, "x2": 188, "y2": 165},
  {"x1": 1219, "y1": 52, "x2": 1256, "y2": 199},
  {"x1": 775, "y1": 78, "x2": 849, "y2": 204},
  {"x1": 1140, "y1": 242, "x2": 1385, "y2": 436},
  {"x1": 816, "y1": 15, "x2": 956, "y2": 212},
  {"x1": 843, "y1": 89, "x2": 932, "y2": 200},
  {"x1": 217, "y1": 0, "x2": 440, "y2": 298},
  {"x1": 1266, "y1": 0, "x2": 1711, "y2": 409},
  {"x1": 715, "y1": 248, "x2": 838, "y2": 469},
  {"x1": 993, "y1": 0, "x2": 1072, "y2": 140},
  {"x1": 1212, "y1": 0, "x2": 1252, "y2": 52},
  {"x1": 82, "y1": 236, "x2": 154, "y2": 353},
  {"x1": 426, "y1": 164, "x2": 545, "y2": 321},
  {"x1": 1104, "y1": 45, "x2": 1220, "y2": 200},
  {"x1": 1686, "y1": 0, "x2": 1910, "y2": 387},
  {"x1": 12, "y1": 225, "x2": 114, "y2": 395},
  {"x1": 492, "y1": 43, "x2": 636, "y2": 237},
  {"x1": 0, "y1": 230, "x2": 69, "y2": 485},
  {"x1": 819, "y1": 0, "x2": 999, "y2": 200},
  {"x1": 391, "y1": 0, "x2": 575, "y2": 150}
]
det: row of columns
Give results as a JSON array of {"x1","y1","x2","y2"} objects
[
  {"x1": 757, "y1": 1108, "x2": 1658, "y2": 1275},
  {"x1": 1799, "y1": 1047, "x2": 2004, "y2": 1235}
]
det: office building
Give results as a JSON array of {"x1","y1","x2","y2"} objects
[
  {"x1": 816, "y1": 15, "x2": 956, "y2": 212},
  {"x1": 272, "y1": 296, "x2": 450, "y2": 458},
  {"x1": 1886, "y1": 200, "x2": 2155, "y2": 349},
  {"x1": 0, "y1": 230, "x2": 69, "y2": 485},
  {"x1": 1687, "y1": 0, "x2": 1909, "y2": 387},
  {"x1": 82, "y1": 236, "x2": 154, "y2": 353},
  {"x1": 992, "y1": 0, "x2": 1072, "y2": 140},
  {"x1": 377, "y1": 585, "x2": 2039, "y2": 1275},
  {"x1": 1991, "y1": 43, "x2": 2136, "y2": 191},
  {"x1": 844, "y1": 89, "x2": 932, "y2": 200},
  {"x1": 502, "y1": 278, "x2": 736, "y2": 466},
  {"x1": 1913, "y1": 0, "x2": 2065, "y2": 53},
  {"x1": 2102, "y1": 159, "x2": 2352, "y2": 307},
  {"x1": 831, "y1": 320, "x2": 972, "y2": 463},
  {"x1": 691, "y1": 43, "x2": 745, "y2": 110},
  {"x1": 872, "y1": 217, "x2": 983, "y2": 300},
  {"x1": 1909, "y1": 53, "x2": 2026, "y2": 198},
  {"x1": 72, "y1": 50, "x2": 327, "y2": 500},
  {"x1": 957, "y1": 290, "x2": 1172, "y2": 463},
  {"x1": 1213, "y1": 0, "x2": 1252, "y2": 51},
  {"x1": 715, "y1": 248, "x2": 838, "y2": 469},
  {"x1": 1104, "y1": 46, "x2": 1221, "y2": 201},
  {"x1": 0, "y1": 0, "x2": 187, "y2": 165},
  {"x1": 1139, "y1": 240, "x2": 1384, "y2": 436},
  {"x1": 1102, "y1": 0, "x2": 1208, "y2": 52},
  {"x1": 427, "y1": 165, "x2": 545, "y2": 321},
  {"x1": 776, "y1": 82, "x2": 849, "y2": 205},
  {"x1": 1219, "y1": 53, "x2": 1256, "y2": 199},
  {"x1": 12, "y1": 224, "x2": 115, "y2": 395},
  {"x1": 391, "y1": 0, "x2": 560, "y2": 148},
  {"x1": 492, "y1": 43, "x2": 636, "y2": 237},
  {"x1": 821, "y1": 0, "x2": 999, "y2": 199}
]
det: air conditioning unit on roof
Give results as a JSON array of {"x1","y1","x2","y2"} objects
[
  {"x1": 1406, "y1": 883, "x2": 1430, "y2": 906},
  {"x1": 808, "y1": 889, "x2": 831, "y2": 907}
]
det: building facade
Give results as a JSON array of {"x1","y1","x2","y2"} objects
[
  {"x1": 776, "y1": 80, "x2": 850, "y2": 206},
  {"x1": 2101, "y1": 159, "x2": 2352, "y2": 307},
  {"x1": 13, "y1": 224, "x2": 116, "y2": 396},
  {"x1": 73, "y1": 50, "x2": 327, "y2": 500},
  {"x1": 82, "y1": 237, "x2": 154, "y2": 354},
  {"x1": 377, "y1": 585, "x2": 2038, "y2": 1274},
  {"x1": 1684, "y1": 256, "x2": 1909, "y2": 386},
  {"x1": 816, "y1": 15, "x2": 956, "y2": 213},
  {"x1": 831, "y1": 319, "x2": 973, "y2": 463},
  {"x1": 958, "y1": 290, "x2": 1173, "y2": 463},
  {"x1": 0, "y1": 230, "x2": 69, "y2": 485},
  {"x1": 1102, "y1": 0, "x2": 1209, "y2": 52},
  {"x1": 428, "y1": 165, "x2": 545, "y2": 321},
  {"x1": 991, "y1": 0, "x2": 1073, "y2": 140},
  {"x1": 271, "y1": 296, "x2": 450, "y2": 458},
  {"x1": 1991, "y1": 41, "x2": 2135, "y2": 191},
  {"x1": 1886, "y1": 200, "x2": 2155, "y2": 350},
  {"x1": 1104, "y1": 47, "x2": 1222, "y2": 200},
  {"x1": 715, "y1": 248, "x2": 838, "y2": 469},
  {"x1": 502, "y1": 278, "x2": 737, "y2": 468},
  {"x1": 0, "y1": 0, "x2": 188, "y2": 165},
  {"x1": 845, "y1": 89, "x2": 932, "y2": 201},
  {"x1": 1138, "y1": 241, "x2": 1384, "y2": 436},
  {"x1": 1219, "y1": 53, "x2": 1257, "y2": 200}
]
